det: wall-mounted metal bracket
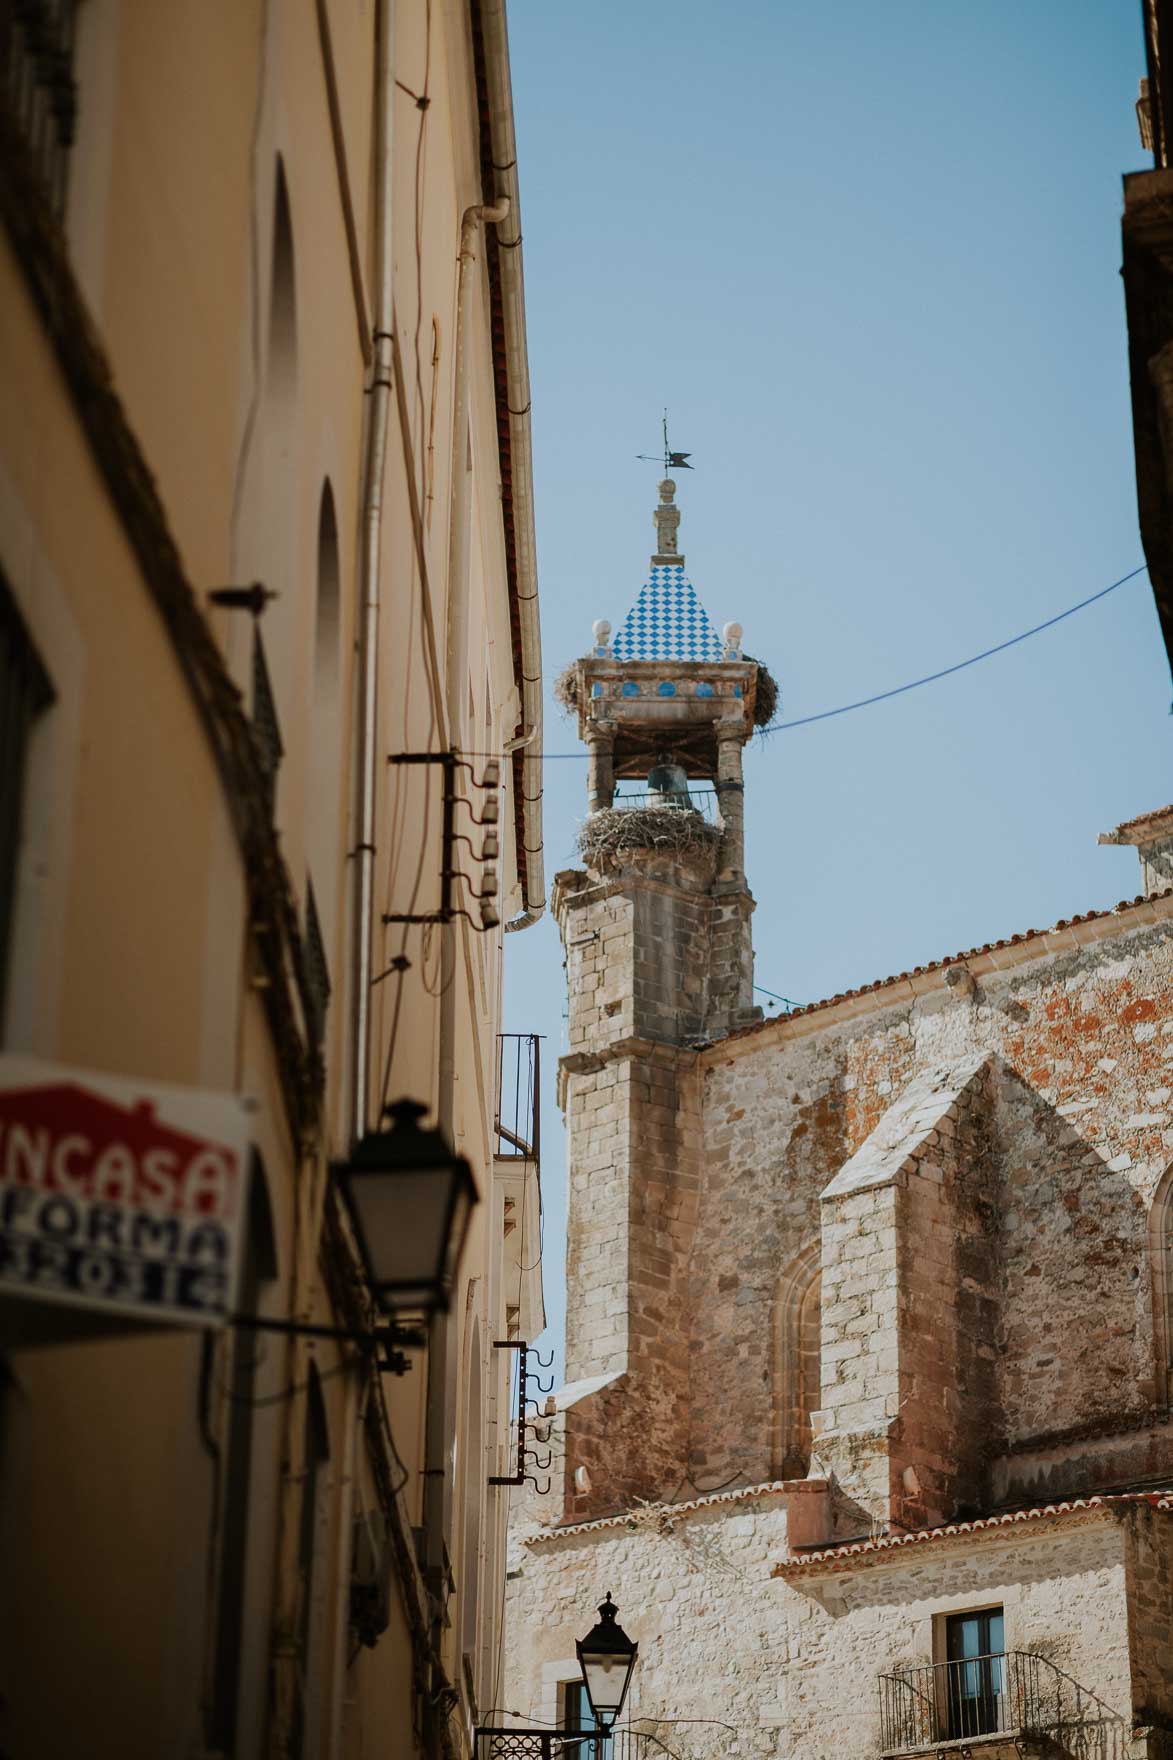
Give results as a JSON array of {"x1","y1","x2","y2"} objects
[
  {"x1": 489, "y1": 1340, "x2": 554, "y2": 1491},
  {"x1": 382, "y1": 751, "x2": 501, "y2": 930}
]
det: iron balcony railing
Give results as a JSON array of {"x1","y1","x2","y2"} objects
[
  {"x1": 495, "y1": 1032, "x2": 541, "y2": 1162},
  {"x1": 611, "y1": 785, "x2": 723, "y2": 827},
  {"x1": 476, "y1": 1732, "x2": 648, "y2": 1760},
  {"x1": 878, "y1": 1651, "x2": 1126, "y2": 1759}
]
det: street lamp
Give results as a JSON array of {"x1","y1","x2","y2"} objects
[
  {"x1": 576, "y1": 1592, "x2": 638, "y2": 1730},
  {"x1": 336, "y1": 1098, "x2": 477, "y2": 1314}
]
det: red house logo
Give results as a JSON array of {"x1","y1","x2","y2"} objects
[{"x1": 0, "y1": 1060, "x2": 250, "y2": 1328}]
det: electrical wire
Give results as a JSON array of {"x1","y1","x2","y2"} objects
[
  {"x1": 757, "y1": 562, "x2": 1149, "y2": 736},
  {"x1": 455, "y1": 561, "x2": 1149, "y2": 761},
  {"x1": 754, "y1": 983, "x2": 803, "y2": 1011}
]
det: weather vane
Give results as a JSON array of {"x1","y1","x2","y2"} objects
[{"x1": 637, "y1": 410, "x2": 693, "y2": 472}]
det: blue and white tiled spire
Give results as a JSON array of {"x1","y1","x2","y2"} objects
[{"x1": 610, "y1": 479, "x2": 726, "y2": 663}]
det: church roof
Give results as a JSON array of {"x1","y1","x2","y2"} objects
[{"x1": 611, "y1": 563, "x2": 725, "y2": 663}]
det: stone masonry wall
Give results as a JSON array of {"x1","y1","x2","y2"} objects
[
  {"x1": 813, "y1": 1057, "x2": 1002, "y2": 1530},
  {"x1": 1121, "y1": 1501, "x2": 1173, "y2": 1723},
  {"x1": 698, "y1": 913, "x2": 1173, "y2": 1523},
  {"x1": 896, "y1": 1063, "x2": 1000, "y2": 1526},
  {"x1": 504, "y1": 1499, "x2": 1145, "y2": 1760},
  {"x1": 992, "y1": 1064, "x2": 1153, "y2": 1445}
]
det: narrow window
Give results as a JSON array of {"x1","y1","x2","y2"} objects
[
  {"x1": 776, "y1": 1242, "x2": 821, "y2": 1478},
  {"x1": 944, "y1": 1608, "x2": 1005, "y2": 1740},
  {"x1": 0, "y1": 0, "x2": 79, "y2": 214},
  {"x1": 268, "y1": 158, "x2": 297, "y2": 405},
  {"x1": 1151, "y1": 1165, "x2": 1173, "y2": 1407},
  {"x1": 307, "y1": 480, "x2": 342, "y2": 960},
  {"x1": 0, "y1": 577, "x2": 53, "y2": 1031}
]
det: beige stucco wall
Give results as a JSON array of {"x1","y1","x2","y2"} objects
[{"x1": 0, "y1": 0, "x2": 542, "y2": 1754}]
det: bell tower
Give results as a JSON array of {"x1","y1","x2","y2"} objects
[{"x1": 551, "y1": 479, "x2": 767, "y2": 1516}]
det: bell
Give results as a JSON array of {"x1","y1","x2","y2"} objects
[{"x1": 646, "y1": 755, "x2": 691, "y2": 810}]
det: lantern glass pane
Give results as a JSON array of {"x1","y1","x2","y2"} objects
[
  {"x1": 348, "y1": 1167, "x2": 450, "y2": 1295},
  {"x1": 582, "y1": 1652, "x2": 628, "y2": 1717}
]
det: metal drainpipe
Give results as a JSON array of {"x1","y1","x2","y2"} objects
[
  {"x1": 350, "y1": 0, "x2": 395, "y2": 1146},
  {"x1": 423, "y1": 193, "x2": 511, "y2": 1692},
  {"x1": 437, "y1": 196, "x2": 509, "y2": 1144}
]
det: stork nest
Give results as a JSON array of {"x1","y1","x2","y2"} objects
[
  {"x1": 746, "y1": 658, "x2": 779, "y2": 727},
  {"x1": 553, "y1": 659, "x2": 779, "y2": 727},
  {"x1": 553, "y1": 663, "x2": 580, "y2": 718},
  {"x1": 578, "y1": 806, "x2": 721, "y2": 869}
]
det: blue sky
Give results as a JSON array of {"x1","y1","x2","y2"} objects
[{"x1": 501, "y1": 1, "x2": 1170, "y2": 1381}]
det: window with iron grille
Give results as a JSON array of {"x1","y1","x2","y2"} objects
[
  {"x1": 0, "y1": 575, "x2": 53, "y2": 1032},
  {"x1": 251, "y1": 627, "x2": 283, "y2": 811},
  {"x1": 0, "y1": 0, "x2": 79, "y2": 216},
  {"x1": 303, "y1": 875, "x2": 331, "y2": 1045}
]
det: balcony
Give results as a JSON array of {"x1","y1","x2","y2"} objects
[
  {"x1": 494, "y1": 1033, "x2": 544, "y2": 1340},
  {"x1": 496, "y1": 1031, "x2": 541, "y2": 1162},
  {"x1": 878, "y1": 1652, "x2": 1126, "y2": 1760}
]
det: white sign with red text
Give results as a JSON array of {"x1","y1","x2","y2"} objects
[{"x1": 0, "y1": 1057, "x2": 252, "y2": 1327}]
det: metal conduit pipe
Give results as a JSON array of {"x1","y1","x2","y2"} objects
[
  {"x1": 437, "y1": 193, "x2": 510, "y2": 1141},
  {"x1": 350, "y1": 0, "x2": 396, "y2": 1143}
]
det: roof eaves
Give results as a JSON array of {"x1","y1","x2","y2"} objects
[
  {"x1": 522, "y1": 1478, "x2": 790, "y2": 1545},
  {"x1": 706, "y1": 890, "x2": 1173, "y2": 1056},
  {"x1": 771, "y1": 1492, "x2": 1173, "y2": 1578}
]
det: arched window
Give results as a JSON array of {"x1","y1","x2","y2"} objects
[
  {"x1": 1150, "y1": 1165, "x2": 1173, "y2": 1407},
  {"x1": 775, "y1": 1240, "x2": 822, "y2": 1480}
]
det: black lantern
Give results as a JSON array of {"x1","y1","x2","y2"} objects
[
  {"x1": 575, "y1": 1592, "x2": 638, "y2": 1728},
  {"x1": 336, "y1": 1099, "x2": 477, "y2": 1313}
]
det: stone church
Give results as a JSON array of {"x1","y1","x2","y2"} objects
[{"x1": 502, "y1": 483, "x2": 1173, "y2": 1760}]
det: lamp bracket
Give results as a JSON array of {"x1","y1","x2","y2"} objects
[{"x1": 230, "y1": 1312, "x2": 426, "y2": 1377}]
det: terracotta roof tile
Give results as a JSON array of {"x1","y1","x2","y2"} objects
[
  {"x1": 1102, "y1": 803, "x2": 1173, "y2": 839},
  {"x1": 522, "y1": 1478, "x2": 790, "y2": 1545},
  {"x1": 772, "y1": 1491, "x2": 1173, "y2": 1576}
]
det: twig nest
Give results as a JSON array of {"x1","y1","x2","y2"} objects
[
  {"x1": 746, "y1": 657, "x2": 779, "y2": 727},
  {"x1": 578, "y1": 806, "x2": 721, "y2": 878}
]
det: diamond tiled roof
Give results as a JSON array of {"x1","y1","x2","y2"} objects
[{"x1": 612, "y1": 564, "x2": 724, "y2": 662}]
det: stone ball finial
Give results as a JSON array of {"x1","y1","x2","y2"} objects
[
  {"x1": 592, "y1": 619, "x2": 611, "y2": 643},
  {"x1": 658, "y1": 479, "x2": 676, "y2": 501},
  {"x1": 723, "y1": 621, "x2": 743, "y2": 646}
]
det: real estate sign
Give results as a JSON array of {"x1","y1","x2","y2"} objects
[{"x1": 0, "y1": 1056, "x2": 252, "y2": 1327}]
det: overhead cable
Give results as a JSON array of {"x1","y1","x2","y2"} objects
[{"x1": 456, "y1": 561, "x2": 1149, "y2": 761}]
